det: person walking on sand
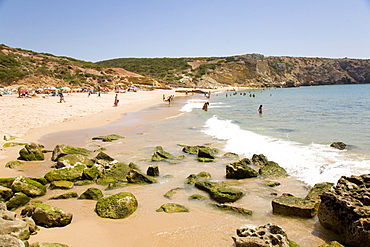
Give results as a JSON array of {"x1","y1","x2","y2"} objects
[
  {"x1": 258, "y1": 105, "x2": 263, "y2": 114},
  {"x1": 59, "y1": 91, "x2": 65, "y2": 103},
  {"x1": 114, "y1": 94, "x2": 119, "y2": 107}
]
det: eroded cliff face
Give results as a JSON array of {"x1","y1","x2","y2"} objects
[{"x1": 201, "y1": 54, "x2": 370, "y2": 88}]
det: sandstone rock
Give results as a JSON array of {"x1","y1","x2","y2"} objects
[
  {"x1": 259, "y1": 161, "x2": 288, "y2": 178},
  {"x1": 233, "y1": 224, "x2": 297, "y2": 247},
  {"x1": 156, "y1": 203, "x2": 189, "y2": 213},
  {"x1": 0, "y1": 235, "x2": 25, "y2": 247},
  {"x1": 51, "y1": 144, "x2": 91, "y2": 161},
  {"x1": 318, "y1": 174, "x2": 370, "y2": 247},
  {"x1": 78, "y1": 188, "x2": 103, "y2": 200},
  {"x1": 151, "y1": 146, "x2": 173, "y2": 161},
  {"x1": 5, "y1": 161, "x2": 23, "y2": 169},
  {"x1": 330, "y1": 142, "x2": 347, "y2": 150},
  {"x1": 95, "y1": 192, "x2": 138, "y2": 219},
  {"x1": 92, "y1": 134, "x2": 124, "y2": 142},
  {"x1": 96, "y1": 162, "x2": 130, "y2": 185},
  {"x1": 19, "y1": 143, "x2": 44, "y2": 161},
  {"x1": 251, "y1": 154, "x2": 268, "y2": 166},
  {"x1": 44, "y1": 165, "x2": 86, "y2": 182},
  {"x1": 147, "y1": 165, "x2": 159, "y2": 176},
  {"x1": 226, "y1": 158, "x2": 258, "y2": 179},
  {"x1": 126, "y1": 169, "x2": 157, "y2": 184},
  {"x1": 50, "y1": 192, "x2": 78, "y2": 200},
  {"x1": 56, "y1": 154, "x2": 94, "y2": 169},
  {"x1": 6, "y1": 193, "x2": 30, "y2": 211},
  {"x1": 211, "y1": 203, "x2": 252, "y2": 216},
  {"x1": 195, "y1": 181, "x2": 244, "y2": 203},
  {"x1": 49, "y1": 181, "x2": 74, "y2": 190},
  {"x1": 11, "y1": 176, "x2": 46, "y2": 198},
  {"x1": 21, "y1": 202, "x2": 72, "y2": 228}
]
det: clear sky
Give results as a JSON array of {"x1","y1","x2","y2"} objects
[{"x1": 1, "y1": 0, "x2": 370, "y2": 62}]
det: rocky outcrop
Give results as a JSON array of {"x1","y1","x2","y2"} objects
[
  {"x1": 194, "y1": 181, "x2": 244, "y2": 203},
  {"x1": 19, "y1": 143, "x2": 44, "y2": 161},
  {"x1": 44, "y1": 165, "x2": 86, "y2": 182},
  {"x1": 126, "y1": 169, "x2": 157, "y2": 184},
  {"x1": 95, "y1": 192, "x2": 138, "y2": 219},
  {"x1": 21, "y1": 202, "x2": 72, "y2": 228},
  {"x1": 51, "y1": 145, "x2": 91, "y2": 162},
  {"x1": 78, "y1": 188, "x2": 103, "y2": 200},
  {"x1": 156, "y1": 203, "x2": 189, "y2": 213},
  {"x1": 151, "y1": 146, "x2": 173, "y2": 161},
  {"x1": 232, "y1": 224, "x2": 298, "y2": 247},
  {"x1": 318, "y1": 174, "x2": 370, "y2": 247},
  {"x1": 11, "y1": 176, "x2": 46, "y2": 198},
  {"x1": 56, "y1": 154, "x2": 94, "y2": 169},
  {"x1": 147, "y1": 165, "x2": 159, "y2": 177},
  {"x1": 226, "y1": 158, "x2": 258, "y2": 179}
]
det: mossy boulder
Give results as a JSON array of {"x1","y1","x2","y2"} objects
[
  {"x1": 0, "y1": 178, "x2": 16, "y2": 188},
  {"x1": 211, "y1": 203, "x2": 252, "y2": 216},
  {"x1": 226, "y1": 158, "x2": 258, "y2": 179},
  {"x1": 91, "y1": 151, "x2": 115, "y2": 164},
  {"x1": 51, "y1": 144, "x2": 91, "y2": 161},
  {"x1": 151, "y1": 146, "x2": 173, "y2": 161},
  {"x1": 44, "y1": 165, "x2": 86, "y2": 182},
  {"x1": 6, "y1": 192, "x2": 30, "y2": 211},
  {"x1": 272, "y1": 193, "x2": 318, "y2": 218},
  {"x1": 251, "y1": 154, "x2": 268, "y2": 166},
  {"x1": 197, "y1": 147, "x2": 217, "y2": 160},
  {"x1": 188, "y1": 194, "x2": 207, "y2": 201},
  {"x1": 156, "y1": 203, "x2": 189, "y2": 213},
  {"x1": 182, "y1": 145, "x2": 204, "y2": 154},
  {"x1": 5, "y1": 160, "x2": 24, "y2": 169},
  {"x1": 56, "y1": 154, "x2": 94, "y2": 168},
  {"x1": 19, "y1": 143, "x2": 44, "y2": 161},
  {"x1": 223, "y1": 152, "x2": 239, "y2": 158},
  {"x1": 163, "y1": 187, "x2": 184, "y2": 199},
  {"x1": 305, "y1": 182, "x2": 334, "y2": 201},
  {"x1": 96, "y1": 162, "x2": 130, "y2": 185},
  {"x1": 126, "y1": 169, "x2": 157, "y2": 184},
  {"x1": 83, "y1": 166, "x2": 101, "y2": 180},
  {"x1": 50, "y1": 192, "x2": 78, "y2": 200},
  {"x1": 49, "y1": 181, "x2": 74, "y2": 190},
  {"x1": 92, "y1": 134, "x2": 124, "y2": 142},
  {"x1": 0, "y1": 186, "x2": 13, "y2": 201},
  {"x1": 95, "y1": 192, "x2": 138, "y2": 219},
  {"x1": 21, "y1": 201, "x2": 73, "y2": 228},
  {"x1": 186, "y1": 172, "x2": 212, "y2": 185},
  {"x1": 195, "y1": 181, "x2": 244, "y2": 203},
  {"x1": 259, "y1": 161, "x2": 288, "y2": 178},
  {"x1": 11, "y1": 176, "x2": 46, "y2": 197},
  {"x1": 78, "y1": 188, "x2": 103, "y2": 200}
]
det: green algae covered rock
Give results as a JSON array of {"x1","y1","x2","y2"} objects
[
  {"x1": 251, "y1": 154, "x2": 268, "y2": 166},
  {"x1": 78, "y1": 187, "x2": 103, "y2": 200},
  {"x1": 156, "y1": 203, "x2": 189, "y2": 213},
  {"x1": 51, "y1": 144, "x2": 91, "y2": 161},
  {"x1": 226, "y1": 158, "x2": 258, "y2": 179},
  {"x1": 305, "y1": 182, "x2": 334, "y2": 201},
  {"x1": 272, "y1": 193, "x2": 318, "y2": 218},
  {"x1": 5, "y1": 160, "x2": 24, "y2": 169},
  {"x1": 21, "y1": 201, "x2": 73, "y2": 227},
  {"x1": 163, "y1": 187, "x2": 184, "y2": 199},
  {"x1": 49, "y1": 180, "x2": 74, "y2": 190},
  {"x1": 126, "y1": 169, "x2": 157, "y2": 184},
  {"x1": 223, "y1": 152, "x2": 239, "y2": 158},
  {"x1": 6, "y1": 192, "x2": 30, "y2": 211},
  {"x1": 96, "y1": 162, "x2": 130, "y2": 185},
  {"x1": 30, "y1": 242, "x2": 69, "y2": 247},
  {"x1": 56, "y1": 154, "x2": 94, "y2": 168},
  {"x1": 198, "y1": 147, "x2": 217, "y2": 160},
  {"x1": 318, "y1": 241, "x2": 345, "y2": 247},
  {"x1": 44, "y1": 165, "x2": 86, "y2": 182},
  {"x1": 91, "y1": 151, "x2": 115, "y2": 163},
  {"x1": 259, "y1": 161, "x2": 288, "y2": 178},
  {"x1": 0, "y1": 178, "x2": 16, "y2": 188},
  {"x1": 188, "y1": 194, "x2": 207, "y2": 201},
  {"x1": 83, "y1": 166, "x2": 101, "y2": 180},
  {"x1": 11, "y1": 176, "x2": 46, "y2": 197},
  {"x1": 151, "y1": 146, "x2": 173, "y2": 161},
  {"x1": 195, "y1": 181, "x2": 244, "y2": 203},
  {"x1": 95, "y1": 192, "x2": 138, "y2": 219},
  {"x1": 211, "y1": 203, "x2": 252, "y2": 216},
  {"x1": 50, "y1": 192, "x2": 78, "y2": 200},
  {"x1": 186, "y1": 172, "x2": 212, "y2": 185},
  {"x1": 0, "y1": 186, "x2": 13, "y2": 201},
  {"x1": 92, "y1": 134, "x2": 124, "y2": 142},
  {"x1": 19, "y1": 143, "x2": 44, "y2": 161}
]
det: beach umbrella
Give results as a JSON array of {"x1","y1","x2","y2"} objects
[
  {"x1": 49, "y1": 87, "x2": 57, "y2": 91},
  {"x1": 62, "y1": 87, "x2": 71, "y2": 91},
  {"x1": 19, "y1": 89, "x2": 31, "y2": 93},
  {"x1": 56, "y1": 86, "x2": 62, "y2": 89}
]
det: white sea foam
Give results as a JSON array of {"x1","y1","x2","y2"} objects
[{"x1": 203, "y1": 116, "x2": 370, "y2": 186}]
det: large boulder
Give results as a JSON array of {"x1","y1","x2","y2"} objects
[
  {"x1": 226, "y1": 158, "x2": 258, "y2": 179},
  {"x1": 56, "y1": 154, "x2": 94, "y2": 169},
  {"x1": 195, "y1": 181, "x2": 244, "y2": 203},
  {"x1": 6, "y1": 193, "x2": 30, "y2": 211},
  {"x1": 21, "y1": 202, "x2": 72, "y2": 228},
  {"x1": 51, "y1": 144, "x2": 91, "y2": 162},
  {"x1": 44, "y1": 165, "x2": 86, "y2": 182},
  {"x1": 233, "y1": 224, "x2": 298, "y2": 247},
  {"x1": 330, "y1": 142, "x2": 347, "y2": 150},
  {"x1": 0, "y1": 235, "x2": 25, "y2": 247},
  {"x1": 259, "y1": 161, "x2": 288, "y2": 178},
  {"x1": 11, "y1": 176, "x2": 46, "y2": 198},
  {"x1": 96, "y1": 162, "x2": 130, "y2": 185},
  {"x1": 95, "y1": 192, "x2": 138, "y2": 219},
  {"x1": 126, "y1": 169, "x2": 157, "y2": 184},
  {"x1": 19, "y1": 143, "x2": 44, "y2": 161},
  {"x1": 318, "y1": 174, "x2": 370, "y2": 247},
  {"x1": 272, "y1": 182, "x2": 333, "y2": 218}
]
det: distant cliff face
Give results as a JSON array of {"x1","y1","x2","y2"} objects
[{"x1": 201, "y1": 54, "x2": 370, "y2": 88}]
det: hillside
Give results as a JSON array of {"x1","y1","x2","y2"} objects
[
  {"x1": 0, "y1": 44, "x2": 161, "y2": 90},
  {"x1": 99, "y1": 54, "x2": 370, "y2": 88},
  {"x1": 1, "y1": 44, "x2": 370, "y2": 90}
]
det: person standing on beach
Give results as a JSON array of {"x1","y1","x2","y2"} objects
[
  {"x1": 59, "y1": 91, "x2": 65, "y2": 103},
  {"x1": 258, "y1": 105, "x2": 263, "y2": 114},
  {"x1": 114, "y1": 94, "x2": 119, "y2": 107}
]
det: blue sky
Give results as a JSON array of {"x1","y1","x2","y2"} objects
[{"x1": 1, "y1": 0, "x2": 370, "y2": 62}]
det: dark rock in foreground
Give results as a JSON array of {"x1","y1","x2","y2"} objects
[
  {"x1": 318, "y1": 174, "x2": 370, "y2": 247},
  {"x1": 226, "y1": 158, "x2": 258, "y2": 179},
  {"x1": 195, "y1": 181, "x2": 244, "y2": 203},
  {"x1": 19, "y1": 143, "x2": 44, "y2": 161},
  {"x1": 78, "y1": 187, "x2": 103, "y2": 200},
  {"x1": 233, "y1": 223, "x2": 298, "y2": 247},
  {"x1": 330, "y1": 142, "x2": 347, "y2": 150}
]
